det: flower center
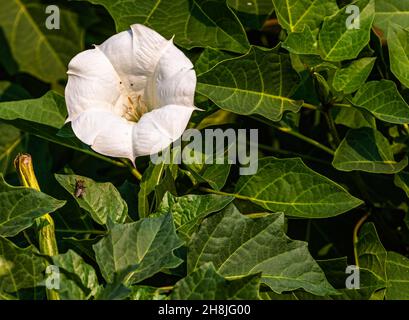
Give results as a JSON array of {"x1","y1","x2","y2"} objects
[
  {"x1": 124, "y1": 94, "x2": 148, "y2": 122},
  {"x1": 119, "y1": 82, "x2": 149, "y2": 122}
]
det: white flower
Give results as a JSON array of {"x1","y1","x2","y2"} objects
[{"x1": 65, "y1": 24, "x2": 197, "y2": 161}]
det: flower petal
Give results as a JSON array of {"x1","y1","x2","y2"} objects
[
  {"x1": 133, "y1": 104, "x2": 194, "y2": 157},
  {"x1": 65, "y1": 47, "x2": 121, "y2": 121},
  {"x1": 144, "y1": 39, "x2": 196, "y2": 109},
  {"x1": 71, "y1": 109, "x2": 134, "y2": 160}
]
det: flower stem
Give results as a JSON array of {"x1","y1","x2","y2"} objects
[
  {"x1": 120, "y1": 159, "x2": 142, "y2": 181},
  {"x1": 14, "y1": 154, "x2": 60, "y2": 300},
  {"x1": 353, "y1": 212, "x2": 370, "y2": 268}
]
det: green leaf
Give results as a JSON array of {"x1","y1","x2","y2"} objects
[
  {"x1": 0, "y1": 124, "x2": 23, "y2": 175},
  {"x1": 188, "y1": 205, "x2": 337, "y2": 296},
  {"x1": 154, "y1": 192, "x2": 233, "y2": 240},
  {"x1": 319, "y1": 0, "x2": 375, "y2": 62},
  {"x1": 194, "y1": 163, "x2": 232, "y2": 191},
  {"x1": 52, "y1": 250, "x2": 101, "y2": 300},
  {"x1": 333, "y1": 57, "x2": 376, "y2": 94},
  {"x1": 171, "y1": 263, "x2": 261, "y2": 300},
  {"x1": 272, "y1": 0, "x2": 338, "y2": 32},
  {"x1": 0, "y1": 175, "x2": 66, "y2": 237},
  {"x1": 55, "y1": 174, "x2": 127, "y2": 225},
  {"x1": 138, "y1": 161, "x2": 166, "y2": 218},
  {"x1": 387, "y1": 25, "x2": 409, "y2": 89},
  {"x1": 357, "y1": 223, "x2": 409, "y2": 299},
  {"x1": 227, "y1": 0, "x2": 274, "y2": 29},
  {"x1": 195, "y1": 48, "x2": 237, "y2": 76},
  {"x1": 332, "y1": 105, "x2": 376, "y2": 129},
  {"x1": 357, "y1": 223, "x2": 387, "y2": 284},
  {"x1": 394, "y1": 172, "x2": 409, "y2": 198},
  {"x1": 129, "y1": 285, "x2": 167, "y2": 300},
  {"x1": 352, "y1": 80, "x2": 409, "y2": 124},
  {"x1": 332, "y1": 128, "x2": 408, "y2": 174},
  {"x1": 93, "y1": 214, "x2": 183, "y2": 284},
  {"x1": 317, "y1": 257, "x2": 384, "y2": 300},
  {"x1": 0, "y1": 237, "x2": 46, "y2": 294},
  {"x1": 385, "y1": 252, "x2": 409, "y2": 300},
  {"x1": 282, "y1": 26, "x2": 319, "y2": 55},
  {"x1": 234, "y1": 157, "x2": 363, "y2": 218},
  {"x1": 0, "y1": 91, "x2": 67, "y2": 129},
  {"x1": 0, "y1": 0, "x2": 84, "y2": 84},
  {"x1": 374, "y1": 0, "x2": 409, "y2": 39},
  {"x1": 197, "y1": 47, "x2": 303, "y2": 122},
  {"x1": 82, "y1": 0, "x2": 249, "y2": 53}
]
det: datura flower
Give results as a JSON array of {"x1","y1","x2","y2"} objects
[{"x1": 65, "y1": 24, "x2": 196, "y2": 161}]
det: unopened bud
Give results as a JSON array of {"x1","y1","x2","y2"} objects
[{"x1": 14, "y1": 153, "x2": 40, "y2": 191}]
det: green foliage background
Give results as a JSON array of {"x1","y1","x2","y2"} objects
[{"x1": 1, "y1": 0, "x2": 409, "y2": 300}]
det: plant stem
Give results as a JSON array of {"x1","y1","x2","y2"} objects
[
  {"x1": 14, "y1": 154, "x2": 60, "y2": 300},
  {"x1": 256, "y1": 142, "x2": 331, "y2": 165},
  {"x1": 274, "y1": 126, "x2": 335, "y2": 156},
  {"x1": 302, "y1": 102, "x2": 319, "y2": 110},
  {"x1": 55, "y1": 229, "x2": 106, "y2": 235},
  {"x1": 333, "y1": 103, "x2": 352, "y2": 108},
  {"x1": 353, "y1": 212, "x2": 370, "y2": 268},
  {"x1": 403, "y1": 124, "x2": 409, "y2": 135},
  {"x1": 252, "y1": 116, "x2": 335, "y2": 156},
  {"x1": 324, "y1": 111, "x2": 341, "y2": 146},
  {"x1": 120, "y1": 159, "x2": 142, "y2": 181}
]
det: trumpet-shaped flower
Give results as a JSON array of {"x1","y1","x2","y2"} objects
[{"x1": 65, "y1": 24, "x2": 196, "y2": 161}]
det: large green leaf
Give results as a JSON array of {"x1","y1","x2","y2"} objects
[
  {"x1": 197, "y1": 47, "x2": 302, "y2": 122},
  {"x1": 272, "y1": 0, "x2": 338, "y2": 32},
  {"x1": 195, "y1": 48, "x2": 237, "y2": 76},
  {"x1": 357, "y1": 223, "x2": 409, "y2": 300},
  {"x1": 0, "y1": 175, "x2": 66, "y2": 237},
  {"x1": 282, "y1": 26, "x2": 319, "y2": 55},
  {"x1": 188, "y1": 205, "x2": 337, "y2": 296},
  {"x1": 332, "y1": 105, "x2": 376, "y2": 129},
  {"x1": 374, "y1": 0, "x2": 409, "y2": 39},
  {"x1": 0, "y1": 0, "x2": 84, "y2": 84},
  {"x1": 352, "y1": 80, "x2": 409, "y2": 124},
  {"x1": 387, "y1": 25, "x2": 409, "y2": 89},
  {"x1": 154, "y1": 192, "x2": 233, "y2": 240},
  {"x1": 357, "y1": 223, "x2": 387, "y2": 284},
  {"x1": 0, "y1": 91, "x2": 67, "y2": 128},
  {"x1": 55, "y1": 174, "x2": 128, "y2": 225},
  {"x1": 385, "y1": 252, "x2": 409, "y2": 300},
  {"x1": 316, "y1": 257, "x2": 384, "y2": 300},
  {"x1": 0, "y1": 237, "x2": 46, "y2": 294},
  {"x1": 332, "y1": 128, "x2": 408, "y2": 174},
  {"x1": 318, "y1": 0, "x2": 375, "y2": 62},
  {"x1": 82, "y1": 0, "x2": 249, "y2": 53},
  {"x1": 333, "y1": 57, "x2": 376, "y2": 94},
  {"x1": 171, "y1": 263, "x2": 261, "y2": 300},
  {"x1": 93, "y1": 214, "x2": 183, "y2": 284},
  {"x1": 234, "y1": 157, "x2": 363, "y2": 218},
  {"x1": 52, "y1": 250, "x2": 101, "y2": 300}
]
